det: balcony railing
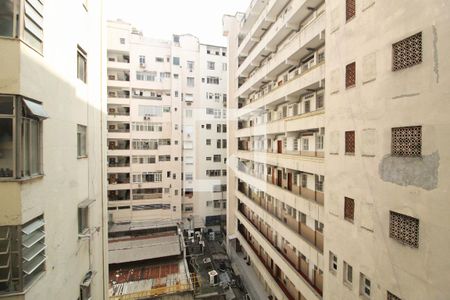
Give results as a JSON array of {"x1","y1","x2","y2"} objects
[
  {"x1": 238, "y1": 165, "x2": 324, "y2": 206},
  {"x1": 237, "y1": 226, "x2": 296, "y2": 300},
  {"x1": 132, "y1": 193, "x2": 163, "y2": 200},
  {"x1": 238, "y1": 208, "x2": 323, "y2": 296},
  {"x1": 238, "y1": 190, "x2": 323, "y2": 253}
]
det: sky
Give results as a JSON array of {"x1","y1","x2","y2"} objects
[{"x1": 105, "y1": 0, "x2": 251, "y2": 46}]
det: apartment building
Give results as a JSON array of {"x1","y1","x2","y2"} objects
[
  {"x1": 0, "y1": 1, "x2": 106, "y2": 300},
  {"x1": 225, "y1": 1, "x2": 450, "y2": 300},
  {"x1": 107, "y1": 20, "x2": 227, "y2": 232},
  {"x1": 324, "y1": 1, "x2": 450, "y2": 300},
  {"x1": 224, "y1": 0, "x2": 326, "y2": 299}
]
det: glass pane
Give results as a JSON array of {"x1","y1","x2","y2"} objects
[
  {"x1": 0, "y1": 0, "x2": 14, "y2": 37},
  {"x1": 0, "y1": 118, "x2": 14, "y2": 177},
  {"x1": 30, "y1": 120, "x2": 39, "y2": 175},
  {"x1": 22, "y1": 119, "x2": 30, "y2": 176},
  {"x1": 0, "y1": 96, "x2": 14, "y2": 115}
]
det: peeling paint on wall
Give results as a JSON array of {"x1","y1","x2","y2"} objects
[{"x1": 379, "y1": 152, "x2": 439, "y2": 190}]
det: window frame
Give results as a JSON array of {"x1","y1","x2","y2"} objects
[
  {"x1": 77, "y1": 124, "x2": 88, "y2": 158},
  {"x1": 0, "y1": 95, "x2": 46, "y2": 179},
  {"x1": 77, "y1": 46, "x2": 88, "y2": 83}
]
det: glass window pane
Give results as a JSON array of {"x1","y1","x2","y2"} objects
[
  {"x1": 0, "y1": 0, "x2": 14, "y2": 37},
  {"x1": 22, "y1": 119, "x2": 30, "y2": 176},
  {"x1": 0, "y1": 96, "x2": 14, "y2": 115},
  {"x1": 0, "y1": 118, "x2": 14, "y2": 177},
  {"x1": 30, "y1": 120, "x2": 39, "y2": 175}
]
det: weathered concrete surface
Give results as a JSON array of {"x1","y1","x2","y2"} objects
[{"x1": 379, "y1": 152, "x2": 439, "y2": 190}]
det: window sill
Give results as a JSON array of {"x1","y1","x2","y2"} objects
[
  {"x1": 0, "y1": 174, "x2": 44, "y2": 183},
  {"x1": 343, "y1": 281, "x2": 353, "y2": 290},
  {"x1": 78, "y1": 155, "x2": 88, "y2": 159},
  {"x1": 346, "y1": 84, "x2": 356, "y2": 89},
  {"x1": 345, "y1": 153, "x2": 355, "y2": 156}
]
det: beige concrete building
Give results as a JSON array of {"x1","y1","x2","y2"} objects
[
  {"x1": 0, "y1": 0, "x2": 107, "y2": 299},
  {"x1": 224, "y1": 0, "x2": 326, "y2": 299},
  {"x1": 324, "y1": 1, "x2": 450, "y2": 299},
  {"x1": 225, "y1": 0, "x2": 450, "y2": 300}
]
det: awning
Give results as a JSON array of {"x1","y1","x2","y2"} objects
[{"x1": 23, "y1": 98, "x2": 49, "y2": 119}]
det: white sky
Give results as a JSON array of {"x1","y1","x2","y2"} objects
[{"x1": 105, "y1": 0, "x2": 250, "y2": 46}]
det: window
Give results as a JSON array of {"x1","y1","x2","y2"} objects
[
  {"x1": 213, "y1": 155, "x2": 221, "y2": 162},
  {"x1": 136, "y1": 71, "x2": 156, "y2": 81},
  {"x1": 187, "y1": 61, "x2": 194, "y2": 72},
  {"x1": 217, "y1": 124, "x2": 221, "y2": 132},
  {"x1": 392, "y1": 32, "x2": 422, "y2": 71},
  {"x1": 78, "y1": 204, "x2": 89, "y2": 234},
  {"x1": 387, "y1": 291, "x2": 401, "y2": 300},
  {"x1": 217, "y1": 139, "x2": 222, "y2": 148},
  {"x1": 343, "y1": 262, "x2": 353, "y2": 286},
  {"x1": 206, "y1": 124, "x2": 211, "y2": 130},
  {"x1": 329, "y1": 252, "x2": 338, "y2": 273},
  {"x1": 223, "y1": 124, "x2": 227, "y2": 132},
  {"x1": 301, "y1": 174, "x2": 307, "y2": 188},
  {"x1": 206, "y1": 156, "x2": 211, "y2": 161},
  {"x1": 302, "y1": 139, "x2": 309, "y2": 151},
  {"x1": 222, "y1": 139, "x2": 227, "y2": 148},
  {"x1": 389, "y1": 211, "x2": 419, "y2": 248},
  {"x1": 173, "y1": 73, "x2": 179, "y2": 79},
  {"x1": 77, "y1": 47, "x2": 87, "y2": 83},
  {"x1": 391, "y1": 126, "x2": 421, "y2": 157},
  {"x1": 345, "y1": 62, "x2": 356, "y2": 88},
  {"x1": 346, "y1": 0, "x2": 355, "y2": 21},
  {"x1": 0, "y1": 0, "x2": 44, "y2": 52},
  {"x1": 77, "y1": 125, "x2": 87, "y2": 158},
  {"x1": 0, "y1": 95, "x2": 47, "y2": 178},
  {"x1": 120, "y1": 38, "x2": 125, "y2": 44},
  {"x1": 222, "y1": 63, "x2": 227, "y2": 71},
  {"x1": 139, "y1": 55, "x2": 146, "y2": 65},
  {"x1": 315, "y1": 175, "x2": 324, "y2": 192},
  {"x1": 187, "y1": 77, "x2": 195, "y2": 87},
  {"x1": 345, "y1": 131, "x2": 355, "y2": 154},
  {"x1": 344, "y1": 197, "x2": 355, "y2": 222},
  {"x1": 155, "y1": 57, "x2": 164, "y2": 62},
  {"x1": 207, "y1": 61, "x2": 215, "y2": 70},
  {"x1": 173, "y1": 57, "x2": 180, "y2": 65},
  {"x1": 0, "y1": 215, "x2": 46, "y2": 293},
  {"x1": 360, "y1": 273, "x2": 371, "y2": 298},
  {"x1": 207, "y1": 76, "x2": 219, "y2": 84},
  {"x1": 206, "y1": 139, "x2": 211, "y2": 145}
]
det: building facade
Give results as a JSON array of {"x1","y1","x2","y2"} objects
[
  {"x1": 224, "y1": 0, "x2": 326, "y2": 299},
  {"x1": 324, "y1": 1, "x2": 450, "y2": 299},
  {"x1": 106, "y1": 20, "x2": 227, "y2": 233},
  {"x1": 0, "y1": 0, "x2": 107, "y2": 299},
  {"x1": 225, "y1": 1, "x2": 450, "y2": 300}
]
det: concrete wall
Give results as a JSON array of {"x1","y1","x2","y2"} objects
[{"x1": 324, "y1": 1, "x2": 450, "y2": 299}]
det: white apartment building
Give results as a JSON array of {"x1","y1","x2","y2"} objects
[
  {"x1": 0, "y1": 1, "x2": 107, "y2": 300},
  {"x1": 106, "y1": 20, "x2": 227, "y2": 235},
  {"x1": 225, "y1": 1, "x2": 450, "y2": 300},
  {"x1": 224, "y1": 0, "x2": 326, "y2": 299}
]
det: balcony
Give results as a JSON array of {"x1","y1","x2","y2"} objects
[
  {"x1": 237, "y1": 162, "x2": 324, "y2": 206},
  {"x1": 237, "y1": 187, "x2": 323, "y2": 253},
  {"x1": 239, "y1": 0, "x2": 324, "y2": 78},
  {"x1": 108, "y1": 54, "x2": 130, "y2": 70},
  {"x1": 108, "y1": 71, "x2": 130, "y2": 88},
  {"x1": 237, "y1": 219, "x2": 321, "y2": 300},
  {"x1": 239, "y1": 60, "x2": 325, "y2": 117},
  {"x1": 108, "y1": 190, "x2": 131, "y2": 202},
  {"x1": 238, "y1": 0, "x2": 290, "y2": 57},
  {"x1": 237, "y1": 11, "x2": 325, "y2": 98}
]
